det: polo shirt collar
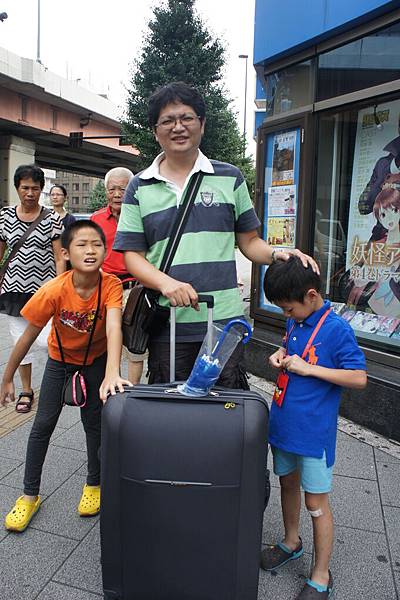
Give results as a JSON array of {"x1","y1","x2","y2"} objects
[
  {"x1": 105, "y1": 205, "x2": 114, "y2": 219},
  {"x1": 139, "y1": 149, "x2": 214, "y2": 181},
  {"x1": 302, "y1": 299, "x2": 331, "y2": 327}
]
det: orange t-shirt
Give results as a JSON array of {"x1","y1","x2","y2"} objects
[{"x1": 21, "y1": 271, "x2": 122, "y2": 366}]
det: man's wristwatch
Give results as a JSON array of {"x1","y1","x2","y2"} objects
[{"x1": 271, "y1": 249, "x2": 277, "y2": 263}]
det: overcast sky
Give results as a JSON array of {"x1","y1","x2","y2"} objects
[{"x1": 0, "y1": 0, "x2": 256, "y2": 152}]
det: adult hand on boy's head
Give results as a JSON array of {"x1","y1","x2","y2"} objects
[
  {"x1": 275, "y1": 248, "x2": 320, "y2": 275},
  {"x1": 99, "y1": 375, "x2": 133, "y2": 404},
  {"x1": 281, "y1": 354, "x2": 312, "y2": 376},
  {"x1": 0, "y1": 381, "x2": 15, "y2": 406},
  {"x1": 269, "y1": 347, "x2": 286, "y2": 369}
]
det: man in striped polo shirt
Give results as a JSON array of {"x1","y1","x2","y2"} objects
[{"x1": 113, "y1": 82, "x2": 316, "y2": 386}]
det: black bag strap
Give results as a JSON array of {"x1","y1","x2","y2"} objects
[
  {"x1": 54, "y1": 275, "x2": 102, "y2": 368},
  {"x1": 159, "y1": 171, "x2": 204, "y2": 274},
  {"x1": 0, "y1": 207, "x2": 50, "y2": 282}
]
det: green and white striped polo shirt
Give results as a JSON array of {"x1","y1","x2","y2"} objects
[{"x1": 114, "y1": 151, "x2": 260, "y2": 341}]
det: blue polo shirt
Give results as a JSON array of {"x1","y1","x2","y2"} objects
[{"x1": 269, "y1": 300, "x2": 366, "y2": 467}]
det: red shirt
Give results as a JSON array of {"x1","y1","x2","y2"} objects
[{"x1": 91, "y1": 206, "x2": 128, "y2": 277}]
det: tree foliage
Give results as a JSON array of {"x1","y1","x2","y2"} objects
[
  {"x1": 124, "y1": 0, "x2": 255, "y2": 196},
  {"x1": 88, "y1": 181, "x2": 107, "y2": 212}
]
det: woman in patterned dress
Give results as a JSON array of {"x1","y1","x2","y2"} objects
[{"x1": 0, "y1": 165, "x2": 65, "y2": 412}]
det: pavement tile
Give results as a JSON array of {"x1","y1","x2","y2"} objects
[
  {"x1": 0, "y1": 456, "x2": 22, "y2": 480},
  {"x1": 331, "y1": 525, "x2": 396, "y2": 599},
  {"x1": 0, "y1": 421, "x2": 65, "y2": 461},
  {"x1": 0, "y1": 528, "x2": 77, "y2": 600},
  {"x1": 0, "y1": 420, "x2": 34, "y2": 460},
  {"x1": 383, "y1": 506, "x2": 400, "y2": 570},
  {"x1": 376, "y1": 462, "x2": 400, "y2": 508},
  {"x1": 53, "y1": 522, "x2": 103, "y2": 595},
  {"x1": 37, "y1": 581, "x2": 102, "y2": 599},
  {"x1": 334, "y1": 434, "x2": 376, "y2": 480},
  {"x1": 262, "y1": 485, "x2": 313, "y2": 553},
  {"x1": 52, "y1": 421, "x2": 86, "y2": 452},
  {"x1": 331, "y1": 474, "x2": 384, "y2": 533},
  {"x1": 258, "y1": 553, "x2": 313, "y2": 599},
  {"x1": 32, "y1": 473, "x2": 99, "y2": 540},
  {"x1": 1, "y1": 444, "x2": 86, "y2": 495},
  {"x1": 375, "y1": 449, "x2": 400, "y2": 464}
]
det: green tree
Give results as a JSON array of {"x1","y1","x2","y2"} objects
[
  {"x1": 123, "y1": 0, "x2": 255, "y2": 197},
  {"x1": 88, "y1": 180, "x2": 107, "y2": 212}
]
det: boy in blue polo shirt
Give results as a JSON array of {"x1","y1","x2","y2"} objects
[{"x1": 260, "y1": 257, "x2": 367, "y2": 599}]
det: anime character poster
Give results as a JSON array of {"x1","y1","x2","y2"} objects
[
  {"x1": 271, "y1": 131, "x2": 297, "y2": 186},
  {"x1": 346, "y1": 99, "x2": 400, "y2": 319}
]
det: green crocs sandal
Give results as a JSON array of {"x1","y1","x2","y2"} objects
[
  {"x1": 261, "y1": 538, "x2": 304, "y2": 571},
  {"x1": 78, "y1": 484, "x2": 100, "y2": 517},
  {"x1": 5, "y1": 495, "x2": 41, "y2": 532}
]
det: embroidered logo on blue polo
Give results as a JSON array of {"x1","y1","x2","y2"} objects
[{"x1": 200, "y1": 190, "x2": 219, "y2": 207}]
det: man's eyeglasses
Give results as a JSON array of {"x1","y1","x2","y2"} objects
[
  {"x1": 154, "y1": 114, "x2": 201, "y2": 131},
  {"x1": 107, "y1": 186, "x2": 126, "y2": 195}
]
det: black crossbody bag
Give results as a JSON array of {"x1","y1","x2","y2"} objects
[
  {"x1": 54, "y1": 276, "x2": 102, "y2": 408},
  {"x1": 122, "y1": 171, "x2": 204, "y2": 355}
]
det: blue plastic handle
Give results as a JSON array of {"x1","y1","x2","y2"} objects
[{"x1": 211, "y1": 318, "x2": 253, "y2": 358}]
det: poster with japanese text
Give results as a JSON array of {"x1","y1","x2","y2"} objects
[
  {"x1": 259, "y1": 128, "x2": 301, "y2": 312},
  {"x1": 346, "y1": 99, "x2": 400, "y2": 319},
  {"x1": 271, "y1": 131, "x2": 297, "y2": 186},
  {"x1": 267, "y1": 185, "x2": 296, "y2": 216}
]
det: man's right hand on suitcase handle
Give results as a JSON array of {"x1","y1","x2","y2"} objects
[{"x1": 160, "y1": 278, "x2": 200, "y2": 310}]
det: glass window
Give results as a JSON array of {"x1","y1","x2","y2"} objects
[
  {"x1": 314, "y1": 98, "x2": 400, "y2": 354},
  {"x1": 82, "y1": 182, "x2": 89, "y2": 191},
  {"x1": 72, "y1": 182, "x2": 79, "y2": 191},
  {"x1": 265, "y1": 60, "x2": 313, "y2": 118},
  {"x1": 317, "y1": 20, "x2": 400, "y2": 101},
  {"x1": 72, "y1": 197, "x2": 79, "y2": 205}
]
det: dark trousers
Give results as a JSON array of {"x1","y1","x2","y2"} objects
[
  {"x1": 23, "y1": 354, "x2": 106, "y2": 496},
  {"x1": 148, "y1": 340, "x2": 249, "y2": 389}
]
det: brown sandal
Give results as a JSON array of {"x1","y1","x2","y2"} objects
[{"x1": 15, "y1": 391, "x2": 34, "y2": 414}]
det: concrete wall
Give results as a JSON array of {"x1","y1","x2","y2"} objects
[{"x1": 0, "y1": 136, "x2": 35, "y2": 206}]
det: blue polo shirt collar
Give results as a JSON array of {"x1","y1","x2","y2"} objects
[{"x1": 301, "y1": 300, "x2": 331, "y2": 328}]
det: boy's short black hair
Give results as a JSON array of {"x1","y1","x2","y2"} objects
[
  {"x1": 61, "y1": 220, "x2": 106, "y2": 250},
  {"x1": 148, "y1": 81, "x2": 206, "y2": 128},
  {"x1": 264, "y1": 256, "x2": 321, "y2": 303},
  {"x1": 14, "y1": 165, "x2": 45, "y2": 190}
]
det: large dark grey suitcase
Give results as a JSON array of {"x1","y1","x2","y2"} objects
[{"x1": 101, "y1": 298, "x2": 269, "y2": 600}]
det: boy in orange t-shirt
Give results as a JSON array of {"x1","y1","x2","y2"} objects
[{"x1": 0, "y1": 220, "x2": 131, "y2": 532}]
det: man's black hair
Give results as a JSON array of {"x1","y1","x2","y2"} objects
[
  {"x1": 264, "y1": 256, "x2": 321, "y2": 303},
  {"x1": 61, "y1": 220, "x2": 106, "y2": 250},
  {"x1": 50, "y1": 184, "x2": 67, "y2": 197},
  {"x1": 14, "y1": 165, "x2": 45, "y2": 190},
  {"x1": 148, "y1": 81, "x2": 206, "y2": 128}
]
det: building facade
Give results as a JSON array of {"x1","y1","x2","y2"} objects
[
  {"x1": 250, "y1": 0, "x2": 400, "y2": 440},
  {"x1": 55, "y1": 171, "x2": 101, "y2": 214}
]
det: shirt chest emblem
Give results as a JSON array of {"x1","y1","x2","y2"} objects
[{"x1": 200, "y1": 190, "x2": 219, "y2": 207}]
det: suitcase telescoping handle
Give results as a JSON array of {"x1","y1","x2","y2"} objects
[{"x1": 170, "y1": 294, "x2": 214, "y2": 383}]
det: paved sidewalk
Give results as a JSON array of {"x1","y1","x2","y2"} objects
[{"x1": 0, "y1": 315, "x2": 399, "y2": 599}]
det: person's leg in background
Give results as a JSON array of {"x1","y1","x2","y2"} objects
[
  {"x1": 147, "y1": 340, "x2": 200, "y2": 384},
  {"x1": 9, "y1": 316, "x2": 50, "y2": 413},
  {"x1": 217, "y1": 344, "x2": 249, "y2": 390}
]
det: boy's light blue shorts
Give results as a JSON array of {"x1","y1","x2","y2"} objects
[{"x1": 271, "y1": 446, "x2": 333, "y2": 494}]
